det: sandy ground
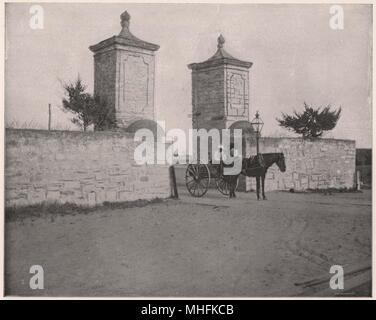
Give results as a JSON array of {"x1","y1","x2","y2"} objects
[{"x1": 5, "y1": 189, "x2": 372, "y2": 297}]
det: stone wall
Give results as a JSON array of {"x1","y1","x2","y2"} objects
[
  {"x1": 174, "y1": 137, "x2": 356, "y2": 192},
  {"x1": 5, "y1": 129, "x2": 171, "y2": 207},
  {"x1": 244, "y1": 137, "x2": 356, "y2": 191}
]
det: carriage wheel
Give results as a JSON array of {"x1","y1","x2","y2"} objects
[
  {"x1": 215, "y1": 175, "x2": 239, "y2": 196},
  {"x1": 185, "y1": 164, "x2": 210, "y2": 197}
]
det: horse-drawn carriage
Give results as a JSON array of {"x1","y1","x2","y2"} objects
[
  {"x1": 185, "y1": 162, "x2": 235, "y2": 197},
  {"x1": 185, "y1": 152, "x2": 286, "y2": 199}
]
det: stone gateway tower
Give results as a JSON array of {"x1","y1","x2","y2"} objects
[
  {"x1": 89, "y1": 11, "x2": 159, "y2": 129},
  {"x1": 189, "y1": 35, "x2": 255, "y2": 191},
  {"x1": 188, "y1": 35, "x2": 253, "y2": 131}
]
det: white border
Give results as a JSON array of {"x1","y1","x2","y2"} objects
[{"x1": 0, "y1": 0, "x2": 374, "y2": 301}]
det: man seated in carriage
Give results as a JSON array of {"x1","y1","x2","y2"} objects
[{"x1": 214, "y1": 143, "x2": 242, "y2": 198}]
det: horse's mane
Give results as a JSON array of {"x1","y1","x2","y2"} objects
[
  {"x1": 261, "y1": 152, "x2": 283, "y2": 156},
  {"x1": 247, "y1": 152, "x2": 283, "y2": 160}
]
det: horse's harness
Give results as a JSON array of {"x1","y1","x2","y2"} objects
[
  {"x1": 241, "y1": 154, "x2": 266, "y2": 176},
  {"x1": 213, "y1": 149, "x2": 267, "y2": 176}
]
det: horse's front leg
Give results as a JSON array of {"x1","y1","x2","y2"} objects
[
  {"x1": 262, "y1": 174, "x2": 267, "y2": 200},
  {"x1": 256, "y1": 176, "x2": 260, "y2": 200}
]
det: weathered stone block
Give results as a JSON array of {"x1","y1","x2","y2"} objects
[
  {"x1": 301, "y1": 175, "x2": 309, "y2": 185},
  {"x1": 308, "y1": 181, "x2": 318, "y2": 189},
  {"x1": 105, "y1": 191, "x2": 117, "y2": 202},
  {"x1": 46, "y1": 190, "x2": 60, "y2": 201},
  {"x1": 63, "y1": 180, "x2": 80, "y2": 190},
  {"x1": 87, "y1": 192, "x2": 96, "y2": 206}
]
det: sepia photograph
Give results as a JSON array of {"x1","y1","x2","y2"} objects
[{"x1": 2, "y1": 2, "x2": 373, "y2": 299}]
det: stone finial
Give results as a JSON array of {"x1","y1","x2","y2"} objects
[
  {"x1": 217, "y1": 34, "x2": 225, "y2": 49},
  {"x1": 120, "y1": 11, "x2": 131, "y2": 33}
]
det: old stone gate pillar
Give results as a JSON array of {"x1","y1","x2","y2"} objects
[
  {"x1": 188, "y1": 35, "x2": 255, "y2": 191},
  {"x1": 188, "y1": 34, "x2": 253, "y2": 131},
  {"x1": 89, "y1": 11, "x2": 159, "y2": 129}
]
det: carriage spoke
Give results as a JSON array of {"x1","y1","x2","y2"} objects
[
  {"x1": 187, "y1": 166, "x2": 196, "y2": 176},
  {"x1": 198, "y1": 180, "x2": 206, "y2": 189},
  {"x1": 186, "y1": 179, "x2": 195, "y2": 187},
  {"x1": 190, "y1": 182, "x2": 196, "y2": 194},
  {"x1": 198, "y1": 179, "x2": 208, "y2": 195},
  {"x1": 193, "y1": 183, "x2": 199, "y2": 196},
  {"x1": 196, "y1": 182, "x2": 203, "y2": 195},
  {"x1": 186, "y1": 164, "x2": 210, "y2": 197},
  {"x1": 215, "y1": 175, "x2": 230, "y2": 196},
  {"x1": 188, "y1": 180, "x2": 197, "y2": 191}
]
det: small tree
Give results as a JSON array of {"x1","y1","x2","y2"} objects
[
  {"x1": 90, "y1": 95, "x2": 117, "y2": 131},
  {"x1": 61, "y1": 76, "x2": 116, "y2": 131},
  {"x1": 277, "y1": 102, "x2": 342, "y2": 138},
  {"x1": 61, "y1": 77, "x2": 92, "y2": 131}
]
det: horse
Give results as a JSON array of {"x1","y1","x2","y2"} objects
[
  {"x1": 224, "y1": 153, "x2": 286, "y2": 200},
  {"x1": 243, "y1": 153, "x2": 286, "y2": 200}
]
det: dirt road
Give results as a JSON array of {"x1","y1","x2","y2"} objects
[{"x1": 5, "y1": 189, "x2": 371, "y2": 297}]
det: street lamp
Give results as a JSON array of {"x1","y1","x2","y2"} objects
[{"x1": 251, "y1": 111, "x2": 264, "y2": 155}]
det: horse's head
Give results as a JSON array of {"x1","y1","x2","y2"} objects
[{"x1": 276, "y1": 153, "x2": 286, "y2": 172}]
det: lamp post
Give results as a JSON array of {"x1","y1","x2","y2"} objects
[{"x1": 251, "y1": 111, "x2": 264, "y2": 155}]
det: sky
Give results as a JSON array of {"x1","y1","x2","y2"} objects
[{"x1": 5, "y1": 3, "x2": 372, "y2": 147}]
